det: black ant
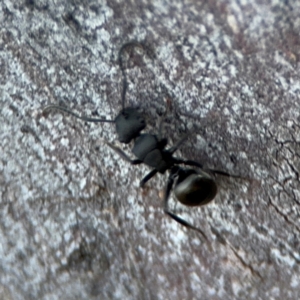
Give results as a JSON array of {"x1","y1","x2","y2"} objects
[{"x1": 43, "y1": 41, "x2": 236, "y2": 242}]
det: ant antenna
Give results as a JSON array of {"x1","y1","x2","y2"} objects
[
  {"x1": 118, "y1": 43, "x2": 129, "y2": 110},
  {"x1": 42, "y1": 105, "x2": 115, "y2": 123},
  {"x1": 118, "y1": 41, "x2": 152, "y2": 110},
  {"x1": 43, "y1": 41, "x2": 153, "y2": 124}
]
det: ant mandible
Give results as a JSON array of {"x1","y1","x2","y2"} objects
[{"x1": 43, "y1": 41, "x2": 235, "y2": 242}]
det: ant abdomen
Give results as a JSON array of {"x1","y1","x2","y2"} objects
[{"x1": 174, "y1": 170, "x2": 217, "y2": 207}]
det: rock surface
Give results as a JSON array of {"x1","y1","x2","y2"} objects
[{"x1": 1, "y1": 1, "x2": 300, "y2": 299}]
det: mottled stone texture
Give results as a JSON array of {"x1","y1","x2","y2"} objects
[{"x1": 0, "y1": 0, "x2": 300, "y2": 299}]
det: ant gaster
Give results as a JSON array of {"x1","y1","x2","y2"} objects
[{"x1": 43, "y1": 41, "x2": 235, "y2": 242}]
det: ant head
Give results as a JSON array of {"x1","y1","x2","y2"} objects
[
  {"x1": 114, "y1": 108, "x2": 146, "y2": 143},
  {"x1": 174, "y1": 169, "x2": 217, "y2": 206}
]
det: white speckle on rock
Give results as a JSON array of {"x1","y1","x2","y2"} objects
[
  {"x1": 60, "y1": 137, "x2": 69, "y2": 147},
  {"x1": 227, "y1": 15, "x2": 239, "y2": 34},
  {"x1": 232, "y1": 279, "x2": 242, "y2": 296},
  {"x1": 270, "y1": 286, "x2": 280, "y2": 297},
  {"x1": 290, "y1": 273, "x2": 300, "y2": 288},
  {"x1": 80, "y1": 177, "x2": 86, "y2": 190},
  {"x1": 271, "y1": 248, "x2": 295, "y2": 268}
]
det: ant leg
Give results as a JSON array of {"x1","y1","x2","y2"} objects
[
  {"x1": 105, "y1": 142, "x2": 142, "y2": 165},
  {"x1": 168, "y1": 134, "x2": 190, "y2": 154},
  {"x1": 209, "y1": 169, "x2": 249, "y2": 180},
  {"x1": 43, "y1": 105, "x2": 115, "y2": 123},
  {"x1": 173, "y1": 157, "x2": 203, "y2": 169},
  {"x1": 175, "y1": 160, "x2": 246, "y2": 181},
  {"x1": 163, "y1": 173, "x2": 210, "y2": 244},
  {"x1": 157, "y1": 115, "x2": 166, "y2": 141},
  {"x1": 140, "y1": 169, "x2": 158, "y2": 187},
  {"x1": 210, "y1": 169, "x2": 231, "y2": 177}
]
